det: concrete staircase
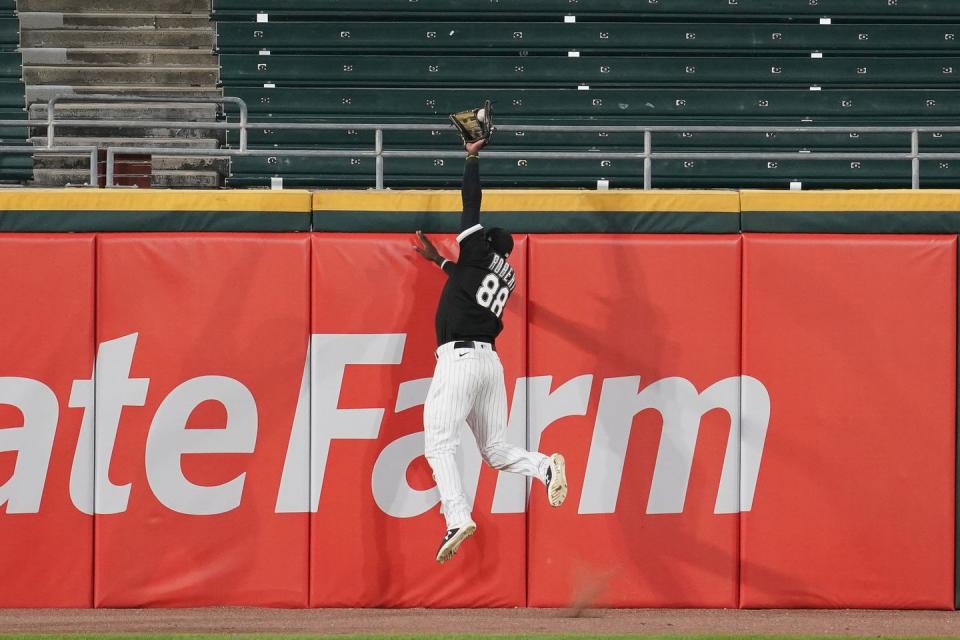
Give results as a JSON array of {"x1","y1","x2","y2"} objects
[{"x1": 19, "y1": 0, "x2": 224, "y2": 187}]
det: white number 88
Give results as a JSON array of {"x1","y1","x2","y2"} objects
[{"x1": 476, "y1": 273, "x2": 510, "y2": 318}]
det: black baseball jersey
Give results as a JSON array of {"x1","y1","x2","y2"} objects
[
  {"x1": 435, "y1": 224, "x2": 516, "y2": 346},
  {"x1": 433, "y1": 156, "x2": 516, "y2": 346}
]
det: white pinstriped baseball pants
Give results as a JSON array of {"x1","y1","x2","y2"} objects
[{"x1": 424, "y1": 341, "x2": 550, "y2": 530}]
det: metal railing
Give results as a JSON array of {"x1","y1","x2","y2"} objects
[
  {"x1": 0, "y1": 144, "x2": 98, "y2": 186},
  {"x1": 3, "y1": 95, "x2": 960, "y2": 189},
  {"x1": 44, "y1": 94, "x2": 249, "y2": 152}
]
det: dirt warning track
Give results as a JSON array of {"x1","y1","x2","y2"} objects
[{"x1": 1, "y1": 608, "x2": 959, "y2": 637}]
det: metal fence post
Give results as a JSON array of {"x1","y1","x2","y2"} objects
[
  {"x1": 237, "y1": 99, "x2": 248, "y2": 153},
  {"x1": 46, "y1": 96, "x2": 57, "y2": 149},
  {"x1": 375, "y1": 128, "x2": 384, "y2": 190},
  {"x1": 643, "y1": 130, "x2": 652, "y2": 190},
  {"x1": 105, "y1": 147, "x2": 115, "y2": 188},
  {"x1": 89, "y1": 148, "x2": 98, "y2": 186},
  {"x1": 911, "y1": 129, "x2": 920, "y2": 189}
]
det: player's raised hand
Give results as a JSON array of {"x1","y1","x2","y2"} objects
[
  {"x1": 464, "y1": 139, "x2": 487, "y2": 156},
  {"x1": 413, "y1": 230, "x2": 444, "y2": 265}
]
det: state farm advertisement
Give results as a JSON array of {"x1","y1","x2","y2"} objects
[
  {"x1": 526, "y1": 235, "x2": 746, "y2": 608},
  {"x1": 308, "y1": 234, "x2": 527, "y2": 607},
  {"x1": 0, "y1": 232, "x2": 954, "y2": 609}
]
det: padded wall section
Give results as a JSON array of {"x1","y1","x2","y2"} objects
[
  {"x1": 309, "y1": 234, "x2": 527, "y2": 607},
  {"x1": 527, "y1": 235, "x2": 743, "y2": 607},
  {"x1": 0, "y1": 235, "x2": 95, "y2": 607},
  {"x1": 94, "y1": 234, "x2": 310, "y2": 607},
  {"x1": 741, "y1": 234, "x2": 956, "y2": 609}
]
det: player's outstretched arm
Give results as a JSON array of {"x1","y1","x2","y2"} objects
[
  {"x1": 413, "y1": 230, "x2": 454, "y2": 274},
  {"x1": 461, "y1": 139, "x2": 486, "y2": 232}
]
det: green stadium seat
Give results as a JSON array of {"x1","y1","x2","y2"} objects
[
  {"x1": 653, "y1": 159, "x2": 959, "y2": 188},
  {"x1": 0, "y1": 52, "x2": 20, "y2": 79},
  {"x1": 216, "y1": 21, "x2": 960, "y2": 56},
  {"x1": 224, "y1": 114, "x2": 960, "y2": 153},
  {"x1": 0, "y1": 106, "x2": 27, "y2": 138},
  {"x1": 0, "y1": 80, "x2": 25, "y2": 108},
  {"x1": 0, "y1": 9, "x2": 28, "y2": 183},
  {"x1": 0, "y1": 153, "x2": 33, "y2": 182},
  {"x1": 228, "y1": 154, "x2": 649, "y2": 189},
  {"x1": 0, "y1": 18, "x2": 18, "y2": 51},
  {"x1": 226, "y1": 155, "x2": 960, "y2": 189},
  {"x1": 229, "y1": 87, "x2": 960, "y2": 119},
  {"x1": 221, "y1": 54, "x2": 960, "y2": 88},
  {"x1": 213, "y1": 0, "x2": 960, "y2": 20}
]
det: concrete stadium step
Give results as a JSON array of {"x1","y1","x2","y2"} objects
[
  {"x1": 23, "y1": 65, "x2": 219, "y2": 85},
  {"x1": 22, "y1": 29, "x2": 214, "y2": 49},
  {"x1": 151, "y1": 169, "x2": 220, "y2": 187},
  {"x1": 35, "y1": 124, "x2": 221, "y2": 139},
  {"x1": 30, "y1": 101, "x2": 219, "y2": 121},
  {"x1": 26, "y1": 84, "x2": 223, "y2": 102},
  {"x1": 29, "y1": 168, "x2": 91, "y2": 186},
  {"x1": 19, "y1": 12, "x2": 211, "y2": 31},
  {"x1": 33, "y1": 167, "x2": 220, "y2": 187},
  {"x1": 18, "y1": 0, "x2": 209, "y2": 13},
  {"x1": 31, "y1": 154, "x2": 91, "y2": 170},
  {"x1": 34, "y1": 152, "x2": 226, "y2": 172},
  {"x1": 29, "y1": 135, "x2": 221, "y2": 148},
  {"x1": 28, "y1": 102, "x2": 223, "y2": 151},
  {"x1": 21, "y1": 48, "x2": 217, "y2": 67},
  {"x1": 20, "y1": 1, "x2": 219, "y2": 186}
]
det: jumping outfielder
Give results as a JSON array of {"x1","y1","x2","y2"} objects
[{"x1": 413, "y1": 131, "x2": 567, "y2": 564}]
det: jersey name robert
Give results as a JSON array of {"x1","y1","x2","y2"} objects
[
  {"x1": 434, "y1": 230, "x2": 515, "y2": 346},
  {"x1": 487, "y1": 253, "x2": 517, "y2": 292}
]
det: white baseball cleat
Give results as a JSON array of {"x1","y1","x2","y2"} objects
[
  {"x1": 546, "y1": 453, "x2": 568, "y2": 507},
  {"x1": 435, "y1": 521, "x2": 477, "y2": 564}
]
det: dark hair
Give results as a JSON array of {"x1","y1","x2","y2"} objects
[{"x1": 485, "y1": 227, "x2": 514, "y2": 257}]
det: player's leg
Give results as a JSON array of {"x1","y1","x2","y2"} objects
[
  {"x1": 471, "y1": 351, "x2": 568, "y2": 506},
  {"x1": 423, "y1": 350, "x2": 480, "y2": 562},
  {"x1": 467, "y1": 352, "x2": 567, "y2": 507}
]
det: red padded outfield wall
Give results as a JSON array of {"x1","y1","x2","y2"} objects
[
  {"x1": 94, "y1": 234, "x2": 310, "y2": 607},
  {"x1": 0, "y1": 235, "x2": 95, "y2": 607},
  {"x1": 740, "y1": 234, "x2": 956, "y2": 609},
  {"x1": 0, "y1": 225, "x2": 955, "y2": 608},
  {"x1": 309, "y1": 234, "x2": 527, "y2": 607},
  {"x1": 527, "y1": 236, "x2": 742, "y2": 608}
]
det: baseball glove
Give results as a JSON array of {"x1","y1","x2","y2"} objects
[{"x1": 449, "y1": 100, "x2": 494, "y2": 145}]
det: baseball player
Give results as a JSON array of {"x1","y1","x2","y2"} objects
[{"x1": 413, "y1": 137, "x2": 567, "y2": 564}]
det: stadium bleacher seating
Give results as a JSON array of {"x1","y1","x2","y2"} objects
[
  {"x1": 212, "y1": 0, "x2": 960, "y2": 20},
  {"x1": 0, "y1": 2, "x2": 30, "y2": 184},
  {"x1": 216, "y1": 22, "x2": 960, "y2": 55},
  {"x1": 221, "y1": 55, "x2": 960, "y2": 87},
  {"x1": 213, "y1": 0, "x2": 960, "y2": 188},
  {"x1": 227, "y1": 156, "x2": 958, "y2": 189}
]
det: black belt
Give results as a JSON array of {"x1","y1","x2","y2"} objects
[{"x1": 453, "y1": 340, "x2": 495, "y2": 352}]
